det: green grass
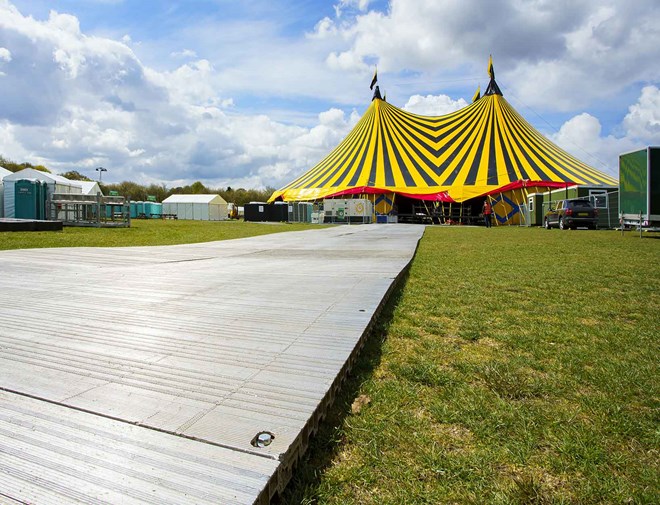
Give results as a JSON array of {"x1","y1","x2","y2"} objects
[
  {"x1": 281, "y1": 227, "x2": 659, "y2": 505},
  {"x1": 0, "y1": 219, "x2": 323, "y2": 250}
]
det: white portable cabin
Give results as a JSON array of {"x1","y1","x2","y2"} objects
[
  {"x1": 79, "y1": 181, "x2": 103, "y2": 196},
  {"x1": 3, "y1": 168, "x2": 82, "y2": 218},
  {"x1": 161, "y1": 194, "x2": 228, "y2": 221},
  {"x1": 0, "y1": 166, "x2": 11, "y2": 218}
]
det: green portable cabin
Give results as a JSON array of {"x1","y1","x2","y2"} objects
[
  {"x1": 527, "y1": 192, "x2": 545, "y2": 226},
  {"x1": 619, "y1": 147, "x2": 660, "y2": 226},
  {"x1": 14, "y1": 180, "x2": 48, "y2": 219}
]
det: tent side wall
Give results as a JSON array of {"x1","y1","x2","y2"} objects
[
  {"x1": 161, "y1": 195, "x2": 229, "y2": 220},
  {"x1": 4, "y1": 180, "x2": 15, "y2": 217},
  {"x1": 162, "y1": 202, "x2": 175, "y2": 217},
  {"x1": 193, "y1": 203, "x2": 208, "y2": 220},
  {"x1": 0, "y1": 181, "x2": 5, "y2": 218}
]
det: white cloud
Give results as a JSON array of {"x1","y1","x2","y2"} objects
[
  {"x1": 308, "y1": 17, "x2": 337, "y2": 39},
  {"x1": 623, "y1": 85, "x2": 660, "y2": 142},
  {"x1": 550, "y1": 85, "x2": 660, "y2": 178},
  {"x1": 170, "y1": 48, "x2": 197, "y2": 59},
  {"x1": 403, "y1": 94, "x2": 467, "y2": 116},
  {"x1": 0, "y1": 2, "x2": 368, "y2": 188},
  {"x1": 316, "y1": 0, "x2": 660, "y2": 110},
  {"x1": 0, "y1": 47, "x2": 11, "y2": 61},
  {"x1": 335, "y1": 0, "x2": 372, "y2": 17}
]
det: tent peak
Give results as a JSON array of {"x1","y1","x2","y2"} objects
[{"x1": 484, "y1": 55, "x2": 503, "y2": 96}]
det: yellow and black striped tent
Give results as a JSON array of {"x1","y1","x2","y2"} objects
[{"x1": 269, "y1": 61, "x2": 617, "y2": 205}]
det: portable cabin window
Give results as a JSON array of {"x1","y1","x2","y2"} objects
[{"x1": 589, "y1": 190, "x2": 608, "y2": 209}]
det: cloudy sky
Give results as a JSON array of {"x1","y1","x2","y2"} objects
[{"x1": 0, "y1": 0, "x2": 659, "y2": 189}]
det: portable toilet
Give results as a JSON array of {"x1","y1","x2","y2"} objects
[
  {"x1": 14, "y1": 180, "x2": 48, "y2": 219},
  {"x1": 136, "y1": 201, "x2": 144, "y2": 217},
  {"x1": 151, "y1": 202, "x2": 162, "y2": 218},
  {"x1": 130, "y1": 201, "x2": 138, "y2": 219}
]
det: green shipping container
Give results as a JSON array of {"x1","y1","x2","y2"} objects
[{"x1": 619, "y1": 147, "x2": 660, "y2": 224}]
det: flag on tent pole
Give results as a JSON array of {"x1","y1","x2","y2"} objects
[
  {"x1": 472, "y1": 85, "x2": 481, "y2": 103},
  {"x1": 487, "y1": 55, "x2": 494, "y2": 80},
  {"x1": 369, "y1": 68, "x2": 378, "y2": 90}
]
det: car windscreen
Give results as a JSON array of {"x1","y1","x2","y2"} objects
[{"x1": 569, "y1": 200, "x2": 592, "y2": 208}]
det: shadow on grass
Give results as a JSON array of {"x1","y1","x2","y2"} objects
[{"x1": 274, "y1": 268, "x2": 410, "y2": 505}]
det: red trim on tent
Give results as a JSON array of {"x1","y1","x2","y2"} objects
[
  {"x1": 397, "y1": 191, "x2": 454, "y2": 202},
  {"x1": 325, "y1": 187, "x2": 455, "y2": 202},
  {"x1": 325, "y1": 186, "x2": 386, "y2": 197},
  {"x1": 484, "y1": 180, "x2": 573, "y2": 196}
]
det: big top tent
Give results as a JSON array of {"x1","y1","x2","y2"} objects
[{"x1": 269, "y1": 58, "x2": 617, "y2": 222}]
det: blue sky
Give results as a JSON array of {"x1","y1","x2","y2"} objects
[{"x1": 1, "y1": 0, "x2": 659, "y2": 188}]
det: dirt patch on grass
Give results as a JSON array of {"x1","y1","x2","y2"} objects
[{"x1": 500, "y1": 464, "x2": 575, "y2": 504}]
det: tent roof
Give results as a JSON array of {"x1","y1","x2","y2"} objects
[
  {"x1": 3, "y1": 168, "x2": 82, "y2": 187},
  {"x1": 79, "y1": 181, "x2": 103, "y2": 195},
  {"x1": 162, "y1": 194, "x2": 227, "y2": 204},
  {"x1": 270, "y1": 73, "x2": 617, "y2": 203},
  {"x1": 0, "y1": 167, "x2": 11, "y2": 180}
]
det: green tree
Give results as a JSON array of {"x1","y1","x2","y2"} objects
[{"x1": 59, "y1": 170, "x2": 92, "y2": 181}]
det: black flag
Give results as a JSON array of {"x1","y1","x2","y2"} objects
[{"x1": 369, "y1": 68, "x2": 378, "y2": 90}]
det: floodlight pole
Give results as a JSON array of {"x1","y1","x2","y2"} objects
[{"x1": 96, "y1": 167, "x2": 107, "y2": 182}]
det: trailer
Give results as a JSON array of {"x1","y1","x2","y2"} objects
[{"x1": 619, "y1": 146, "x2": 660, "y2": 230}]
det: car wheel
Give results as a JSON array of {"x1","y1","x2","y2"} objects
[
  {"x1": 544, "y1": 218, "x2": 551, "y2": 229},
  {"x1": 559, "y1": 217, "x2": 567, "y2": 230}
]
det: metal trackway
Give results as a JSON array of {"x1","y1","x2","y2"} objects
[{"x1": 0, "y1": 224, "x2": 423, "y2": 504}]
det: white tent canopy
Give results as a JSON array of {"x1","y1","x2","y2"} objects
[
  {"x1": 162, "y1": 194, "x2": 228, "y2": 221},
  {"x1": 2, "y1": 168, "x2": 81, "y2": 218},
  {"x1": 79, "y1": 181, "x2": 103, "y2": 196}
]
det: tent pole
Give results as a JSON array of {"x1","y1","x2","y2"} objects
[
  {"x1": 514, "y1": 188, "x2": 523, "y2": 226},
  {"x1": 488, "y1": 194, "x2": 497, "y2": 227},
  {"x1": 522, "y1": 187, "x2": 530, "y2": 226}
]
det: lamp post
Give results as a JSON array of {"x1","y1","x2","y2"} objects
[{"x1": 95, "y1": 167, "x2": 107, "y2": 182}]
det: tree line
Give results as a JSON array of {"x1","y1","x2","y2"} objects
[{"x1": 0, "y1": 156, "x2": 275, "y2": 205}]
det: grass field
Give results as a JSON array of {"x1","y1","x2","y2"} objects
[
  {"x1": 1, "y1": 222, "x2": 658, "y2": 503},
  {"x1": 281, "y1": 226, "x2": 659, "y2": 505},
  {"x1": 0, "y1": 219, "x2": 322, "y2": 250}
]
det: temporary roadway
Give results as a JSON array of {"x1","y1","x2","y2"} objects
[{"x1": 0, "y1": 224, "x2": 423, "y2": 504}]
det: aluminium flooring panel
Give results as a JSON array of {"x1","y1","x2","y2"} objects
[
  {"x1": 0, "y1": 224, "x2": 423, "y2": 501},
  {"x1": 0, "y1": 391, "x2": 279, "y2": 505}
]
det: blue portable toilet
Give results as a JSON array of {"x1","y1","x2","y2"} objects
[{"x1": 151, "y1": 202, "x2": 162, "y2": 218}]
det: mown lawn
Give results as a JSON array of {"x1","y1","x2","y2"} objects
[
  {"x1": 0, "y1": 219, "x2": 323, "y2": 250},
  {"x1": 281, "y1": 226, "x2": 659, "y2": 505}
]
